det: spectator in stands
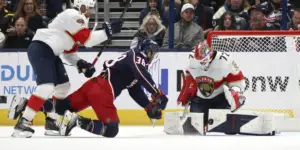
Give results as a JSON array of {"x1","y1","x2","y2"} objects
[
  {"x1": 192, "y1": 0, "x2": 214, "y2": 28},
  {"x1": 163, "y1": 0, "x2": 181, "y2": 27},
  {"x1": 5, "y1": 0, "x2": 18, "y2": 12},
  {"x1": 189, "y1": 0, "x2": 214, "y2": 38},
  {"x1": 214, "y1": 11, "x2": 238, "y2": 30},
  {"x1": 290, "y1": 0, "x2": 300, "y2": 9},
  {"x1": 0, "y1": 0, "x2": 14, "y2": 34},
  {"x1": 0, "y1": 0, "x2": 8, "y2": 18},
  {"x1": 40, "y1": 0, "x2": 63, "y2": 20},
  {"x1": 290, "y1": 8, "x2": 300, "y2": 30},
  {"x1": 4, "y1": 17, "x2": 33, "y2": 48},
  {"x1": 246, "y1": 6, "x2": 275, "y2": 30},
  {"x1": 14, "y1": 0, "x2": 44, "y2": 32},
  {"x1": 131, "y1": 14, "x2": 165, "y2": 48},
  {"x1": 162, "y1": 3, "x2": 204, "y2": 49},
  {"x1": 258, "y1": 0, "x2": 294, "y2": 29},
  {"x1": 248, "y1": 0, "x2": 267, "y2": 6},
  {"x1": 213, "y1": 0, "x2": 250, "y2": 30},
  {"x1": 139, "y1": 0, "x2": 166, "y2": 26}
]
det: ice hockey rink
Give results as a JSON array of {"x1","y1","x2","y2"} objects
[{"x1": 0, "y1": 126, "x2": 300, "y2": 150}]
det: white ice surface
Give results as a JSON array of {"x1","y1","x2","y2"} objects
[{"x1": 0, "y1": 126, "x2": 300, "y2": 150}]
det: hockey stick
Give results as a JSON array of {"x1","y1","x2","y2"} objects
[
  {"x1": 92, "y1": 0, "x2": 99, "y2": 31},
  {"x1": 91, "y1": 0, "x2": 133, "y2": 65},
  {"x1": 180, "y1": 101, "x2": 190, "y2": 120}
]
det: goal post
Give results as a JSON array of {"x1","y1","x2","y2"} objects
[{"x1": 206, "y1": 31, "x2": 300, "y2": 121}]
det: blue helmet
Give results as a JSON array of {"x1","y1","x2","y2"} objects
[
  {"x1": 140, "y1": 39, "x2": 159, "y2": 55},
  {"x1": 139, "y1": 39, "x2": 159, "y2": 63}
]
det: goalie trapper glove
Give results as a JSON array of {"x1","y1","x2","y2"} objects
[
  {"x1": 102, "y1": 19, "x2": 123, "y2": 39},
  {"x1": 145, "y1": 101, "x2": 162, "y2": 119},
  {"x1": 223, "y1": 85, "x2": 246, "y2": 112},
  {"x1": 77, "y1": 59, "x2": 95, "y2": 78}
]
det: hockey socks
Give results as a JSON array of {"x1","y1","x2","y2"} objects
[{"x1": 23, "y1": 95, "x2": 45, "y2": 121}]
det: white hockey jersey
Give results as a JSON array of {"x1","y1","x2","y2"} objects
[
  {"x1": 186, "y1": 51, "x2": 245, "y2": 99},
  {"x1": 32, "y1": 9, "x2": 108, "y2": 56}
]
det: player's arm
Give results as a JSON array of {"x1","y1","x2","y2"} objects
[
  {"x1": 127, "y1": 50, "x2": 168, "y2": 110},
  {"x1": 128, "y1": 82, "x2": 163, "y2": 119},
  {"x1": 65, "y1": 13, "x2": 122, "y2": 48},
  {"x1": 223, "y1": 53, "x2": 246, "y2": 112},
  {"x1": 62, "y1": 44, "x2": 95, "y2": 78},
  {"x1": 177, "y1": 52, "x2": 198, "y2": 106},
  {"x1": 128, "y1": 82, "x2": 150, "y2": 108},
  {"x1": 225, "y1": 55, "x2": 245, "y2": 90},
  {"x1": 177, "y1": 70, "x2": 197, "y2": 106}
]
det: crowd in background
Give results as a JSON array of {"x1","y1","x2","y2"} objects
[
  {"x1": 0, "y1": 0, "x2": 64, "y2": 48},
  {"x1": 0, "y1": 0, "x2": 299, "y2": 49},
  {"x1": 135, "y1": 0, "x2": 300, "y2": 49}
]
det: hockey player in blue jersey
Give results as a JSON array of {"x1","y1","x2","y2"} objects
[{"x1": 9, "y1": 39, "x2": 168, "y2": 138}]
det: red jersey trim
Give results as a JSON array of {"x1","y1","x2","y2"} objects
[
  {"x1": 214, "y1": 78, "x2": 226, "y2": 89},
  {"x1": 64, "y1": 44, "x2": 79, "y2": 54},
  {"x1": 226, "y1": 71, "x2": 245, "y2": 83},
  {"x1": 65, "y1": 28, "x2": 91, "y2": 45}
]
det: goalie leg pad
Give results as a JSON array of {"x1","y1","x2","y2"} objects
[
  {"x1": 164, "y1": 112, "x2": 205, "y2": 135},
  {"x1": 207, "y1": 109, "x2": 276, "y2": 135}
]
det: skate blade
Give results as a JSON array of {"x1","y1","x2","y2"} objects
[
  {"x1": 44, "y1": 130, "x2": 60, "y2": 136},
  {"x1": 11, "y1": 129, "x2": 33, "y2": 138},
  {"x1": 8, "y1": 95, "x2": 20, "y2": 119}
]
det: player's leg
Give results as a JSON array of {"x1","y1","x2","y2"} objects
[
  {"x1": 212, "y1": 93, "x2": 231, "y2": 109},
  {"x1": 43, "y1": 57, "x2": 71, "y2": 135},
  {"x1": 60, "y1": 76, "x2": 119, "y2": 137},
  {"x1": 12, "y1": 42, "x2": 57, "y2": 138},
  {"x1": 86, "y1": 79, "x2": 119, "y2": 138}
]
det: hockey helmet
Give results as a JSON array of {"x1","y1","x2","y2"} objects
[
  {"x1": 194, "y1": 41, "x2": 214, "y2": 70},
  {"x1": 140, "y1": 39, "x2": 159, "y2": 63},
  {"x1": 74, "y1": 0, "x2": 96, "y2": 9}
]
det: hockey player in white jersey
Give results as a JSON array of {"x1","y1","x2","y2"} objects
[
  {"x1": 10, "y1": 0, "x2": 123, "y2": 138},
  {"x1": 177, "y1": 41, "x2": 246, "y2": 134}
]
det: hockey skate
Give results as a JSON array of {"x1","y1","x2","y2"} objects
[
  {"x1": 12, "y1": 117, "x2": 35, "y2": 138},
  {"x1": 44, "y1": 115, "x2": 61, "y2": 136},
  {"x1": 8, "y1": 95, "x2": 27, "y2": 119},
  {"x1": 60, "y1": 110, "x2": 78, "y2": 136}
]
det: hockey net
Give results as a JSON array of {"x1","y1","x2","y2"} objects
[{"x1": 207, "y1": 31, "x2": 300, "y2": 118}]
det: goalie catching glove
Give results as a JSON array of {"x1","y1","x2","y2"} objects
[{"x1": 223, "y1": 85, "x2": 246, "y2": 112}]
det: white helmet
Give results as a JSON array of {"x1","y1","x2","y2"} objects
[{"x1": 74, "y1": 0, "x2": 96, "y2": 8}]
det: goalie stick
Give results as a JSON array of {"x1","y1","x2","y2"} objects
[
  {"x1": 151, "y1": 100, "x2": 190, "y2": 127},
  {"x1": 91, "y1": 0, "x2": 133, "y2": 65}
]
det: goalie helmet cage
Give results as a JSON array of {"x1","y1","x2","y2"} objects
[{"x1": 206, "y1": 31, "x2": 300, "y2": 119}]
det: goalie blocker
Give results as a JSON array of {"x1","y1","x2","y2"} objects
[{"x1": 164, "y1": 109, "x2": 277, "y2": 136}]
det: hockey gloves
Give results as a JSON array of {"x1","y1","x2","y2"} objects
[
  {"x1": 77, "y1": 59, "x2": 95, "y2": 78},
  {"x1": 145, "y1": 100, "x2": 162, "y2": 119},
  {"x1": 177, "y1": 72, "x2": 197, "y2": 106},
  {"x1": 151, "y1": 89, "x2": 168, "y2": 110},
  {"x1": 102, "y1": 19, "x2": 123, "y2": 39},
  {"x1": 145, "y1": 89, "x2": 169, "y2": 119},
  {"x1": 223, "y1": 85, "x2": 246, "y2": 112}
]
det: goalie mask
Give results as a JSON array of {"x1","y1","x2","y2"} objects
[{"x1": 194, "y1": 41, "x2": 215, "y2": 71}]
